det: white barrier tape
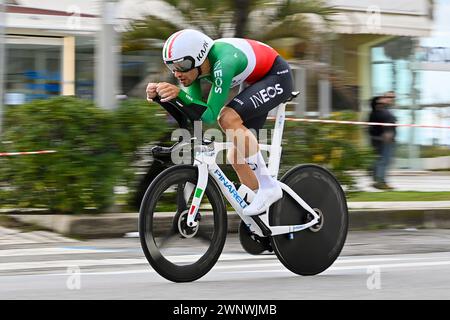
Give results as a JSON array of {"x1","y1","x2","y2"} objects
[
  {"x1": 268, "y1": 117, "x2": 450, "y2": 129},
  {"x1": 0, "y1": 117, "x2": 448, "y2": 158},
  {"x1": 0, "y1": 150, "x2": 57, "y2": 157}
]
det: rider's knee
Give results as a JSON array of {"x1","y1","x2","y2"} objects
[{"x1": 218, "y1": 107, "x2": 242, "y2": 130}]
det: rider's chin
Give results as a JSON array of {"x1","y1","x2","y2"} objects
[{"x1": 182, "y1": 80, "x2": 193, "y2": 87}]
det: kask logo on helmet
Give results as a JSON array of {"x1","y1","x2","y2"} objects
[{"x1": 196, "y1": 41, "x2": 210, "y2": 63}]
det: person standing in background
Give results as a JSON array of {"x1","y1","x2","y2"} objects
[{"x1": 368, "y1": 92, "x2": 397, "y2": 190}]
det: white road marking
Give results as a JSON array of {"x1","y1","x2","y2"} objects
[
  {"x1": 2, "y1": 255, "x2": 450, "y2": 275},
  {"x1": 0, "y1": 247, "x2": 124, "y2": 257},
  {"x1": 2, "y1": 247, "x2": 449, "y2": 263},
  {"x1": 0, "y1": 229, "x2": 78, "y2": 245},
  {"x1": 7, "y1": 258, "x2": 450, "y2": 278},
  {"x1": 0, "y1": 259, "x2": 148, "y2": 271},
  {"x1": 224, "y1": 260, "x2": 450, "y2": 274}
]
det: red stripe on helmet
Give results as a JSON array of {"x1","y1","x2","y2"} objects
[{"x1": 167, "y1": 30, "x2": 184, "y2": 59}]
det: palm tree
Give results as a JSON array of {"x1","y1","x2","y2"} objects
[
  {"x1": 122, "y1": 0, "x2": 236, "y2": 52},
  {"x1": 122, "y1": 0, "x2": 344, "y2": 107},
  {"x1": 122, "y1": 0, "x2": 337, "y2": 54}
]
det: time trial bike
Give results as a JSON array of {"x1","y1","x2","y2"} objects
[{"x1": 139, "y1": 92, "x2": 348, "y2": 282}]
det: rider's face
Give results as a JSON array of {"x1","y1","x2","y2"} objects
[{"x1": 174, "y1": 68, "x2": 198, "y2": 87}]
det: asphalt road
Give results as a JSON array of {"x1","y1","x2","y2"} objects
[{"x1": 1, "y1": 229, "x2": 450, "y2": 300}]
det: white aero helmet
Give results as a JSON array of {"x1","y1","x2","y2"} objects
[{"x1": 162, "y1": 29, "x2": 214, "y2": 73}]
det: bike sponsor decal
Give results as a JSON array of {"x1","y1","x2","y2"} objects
[
  {"x1": 214, "y1": 169, "x2": 247, "y2": 209},
  {"x1": 250, "y1": 84, "x2": 284, "y2": 109}
]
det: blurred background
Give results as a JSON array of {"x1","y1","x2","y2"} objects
[
  {"x1": 1, "y1": 1, "x2": 450, "y2": 301},
  {"x1": 0, "y1": 0, "x2": 449, "y2": 215}
]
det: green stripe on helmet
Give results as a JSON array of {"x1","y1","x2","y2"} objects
[
  {"x1": 163, "y1": 33, "x2": 176, "y2": 60},
  {"x1": 163, "y1": 30, "x2": 183, "y2": 60}
]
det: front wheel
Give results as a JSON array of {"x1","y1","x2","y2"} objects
[
  {"x1": 139, "y1": 165, "x2": 227, "y2": 282},
  {"x1": 269, "y1": 164, "x2": 348, "y2": 276}
]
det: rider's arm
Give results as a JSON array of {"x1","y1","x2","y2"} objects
[
  {"x1": 184, "y1": 80, "x2": 203, "y2": 99},
  {"x1": 177, "y1": 81, "x2": 210, "y2": 120},
  {"x1": 177, "y1": 60, "x2": 236, "y2": 124}
]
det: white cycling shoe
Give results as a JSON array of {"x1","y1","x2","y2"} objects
[{"x1": 242, "y1": 185, "x2": 283, "y2": 216}]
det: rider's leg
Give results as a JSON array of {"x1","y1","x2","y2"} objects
[
  {"x1": 219, "y1": 107, "x2": 282, "y2": 215},
  {"x1": 227, "y1": 147, "x2": 259, "y2": 191},
  {"x1": 220, "y1": 56, "x2": 293, "y2": 215}
]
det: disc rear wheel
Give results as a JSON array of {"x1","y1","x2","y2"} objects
[{"x1": 269, "y1": 164, "x2": 348, "y2": 275}]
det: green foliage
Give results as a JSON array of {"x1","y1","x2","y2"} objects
[
  {"x1": 348, "y1": 191, "x2": 450, "y2": 202},
  {"x1": 277, "y1": 111, "x2": 373, "y2": 190},
  {"x1": 0, "y1": 98, "x2": 372, "y2": 213},
  {"x1": 395, "y1": 144, "x2": 450, "y2": 159},
  {"x1": 0, "y1": 97, "x2": 171, "y2": 214}
]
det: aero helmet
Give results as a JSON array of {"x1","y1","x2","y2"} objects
[{"x1": 162, "y1": 29, "x2": 214, "y2": 73}]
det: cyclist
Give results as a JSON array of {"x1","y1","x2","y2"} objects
[{"x1": 146, "y1": 29, "x2": 294, "y2": 216}]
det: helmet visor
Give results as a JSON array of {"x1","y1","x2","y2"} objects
[{"x1": 165, "y1": 56, "x2": 195, "y2": 73}]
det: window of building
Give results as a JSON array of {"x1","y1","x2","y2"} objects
[{"x1": 5, "y1": 35, "x2": 62, "y2": 104}]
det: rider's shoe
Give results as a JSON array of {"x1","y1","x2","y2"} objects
[{"x1": 242, "y1": 185, "x2": 283, "y2": 216}]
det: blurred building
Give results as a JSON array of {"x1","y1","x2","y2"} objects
[
  {"x1": 329, "y1": 0, "x2": 449, "y2": 155},
  {"x1": 283, "y1": 0, "x2": 449, "y2": 170},
  {"x1": 332, "y1": 0, "x2": 433, "y2": 111},
  {"x1": 1, "y1": 0, "x2": 164, "y2": 103},
  {"x1": 1, "y1": 0, "x2": 436, "y2": 106},
  {"x1": 2, "y1": 0, "x2": 99, "y2": 103},
  {"x1": 1, "y1": 1, "x2": 448, "y2": 148},
  {"x1": 284, "y1": 0, "x2": 434, "y2": 117}
]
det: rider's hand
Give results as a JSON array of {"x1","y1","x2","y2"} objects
[
  {"x1": 146, "y1": 83, "x2": 158, "y2": 102},
  {"x1": 156, "y1": 82, "x2": 180, "y2": 103}
]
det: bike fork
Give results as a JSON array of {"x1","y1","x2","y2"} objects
[{"x1": 186, "y1": 163, "x2": 208, "y2": 227}]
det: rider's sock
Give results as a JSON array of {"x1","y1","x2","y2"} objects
[
  {"x1": 245, "y1": 151, "x2": 278, "y2": 190},
  {"x1": 243, "y1": 152, "x2": 282, "y2": 216}
]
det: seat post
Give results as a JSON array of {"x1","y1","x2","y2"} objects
[{"x1": 267, "y1": 102, "x2": 286, "y2": 178}]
